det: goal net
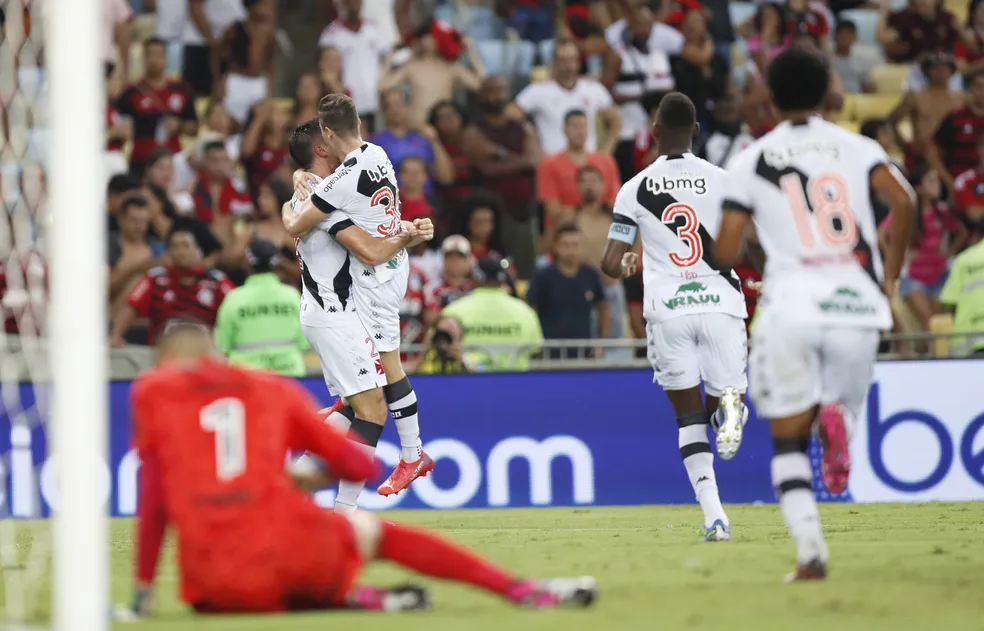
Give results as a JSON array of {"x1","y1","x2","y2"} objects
[{"x1": 1, "y1": 0, "x2": 107, "y2": 629}]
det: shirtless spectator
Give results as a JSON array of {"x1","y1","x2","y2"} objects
[
  {"x1": 890, "y1": 53, "x2": 963, "y2": 164},
  {"x1": 926, "y1": 70, "x2": 984, "y2": 192},
  {"x1": 109, "y1": 196, "x2": 163, "y2": 309},
  {"x1": 877, "y1": 0, "x2": 961, "y2": 65},
  {"x1": 378, "y1": 25, "x2": 485, "y2": 129}
]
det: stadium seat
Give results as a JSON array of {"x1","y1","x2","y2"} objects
[
  {"x1": 530, "y1": 66, "x2": 550, "y2": 82},
  {"x1": 870, "y1": 64, "x2": 910, "y2": 94},
  {"x1": 944, "y1": 0, "x2": 968, "y2": 24},
  {"x1": 929, "y1": 313, "x2": 955, "y2": 357},
  {"x1": 475, "y1": 39, "x2": 536, "y2": 79},
  {"x1": 839, "y1": 9, "x2": 879, "y2": 46},
  {"x1": 852, "y1": 93, "x2": 900, "y2": 122},
  {"x1": 896, "y1": 117, "x2": 913, "y2": 143},
  {"x1": 837, "y1": 120, "x2": 861, "y2": 134},
  {"x1": 461, "y1": 6, "x2": 506, "y2": 41}
]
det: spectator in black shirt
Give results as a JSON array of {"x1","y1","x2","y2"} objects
[
  {"x1": 143, "y1": 185, "x2": 224, "y2": 269},
  {"x1": 526, "y1": 224, "x2": 609, "y2": 359}
]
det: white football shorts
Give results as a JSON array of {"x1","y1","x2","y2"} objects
[
  {"x1": 646, "y1": 312, "x2": 748, "y2": 397},
  {"x1": 303, "y1": 311, "x2": 387, "y2": 398},
  {"x1": 352, "y1": 263, "x2": 409, "y2": 354},
  {"x1": 749, "y1": 308, "x2": 879, "y2": 420}
]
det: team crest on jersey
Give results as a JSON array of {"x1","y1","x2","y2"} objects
[
  {"x1": 645, "y1": 173, "x2": 707, "y2": 196},
  {"x1": 197, "y1": 288, "x2": 214, "y2": 307}
]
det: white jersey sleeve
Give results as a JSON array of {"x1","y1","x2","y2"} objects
[{"x1": 720, "y1": 147, "x2": 757, "y2": 216}]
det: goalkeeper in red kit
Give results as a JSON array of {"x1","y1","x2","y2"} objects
[{"x1": 126, "y1": 321, "x2": 596, "y2": 616}]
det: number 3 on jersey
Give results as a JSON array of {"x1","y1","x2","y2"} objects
[
  {"x1": 200, "y1": 398, "x2": 247, "y2": 481},
  {"x1": 662, "y1": 203, "x2": 702, "y2": 267},
  {"x1": 373, "y1": 184, "x2": 401, "y2": 237},
  {"x1": 780, "y1": 172, "x2": 859, "y2": 249}
]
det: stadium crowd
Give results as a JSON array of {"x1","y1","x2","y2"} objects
[{"x1": 2, "y1": 0, "x2": 984, "y2": 371}]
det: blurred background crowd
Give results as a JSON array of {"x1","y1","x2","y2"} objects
[{"x1": 2, "y1": 0, "x2": 983, "y2": 375}]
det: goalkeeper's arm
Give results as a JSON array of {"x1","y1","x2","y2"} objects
[{"x1": 131, "y1": 448, "x2": 168, "y2": 616}]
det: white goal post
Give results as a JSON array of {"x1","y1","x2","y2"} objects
[{"x1": 47, "y1": 0, "x2": 109, "y2": 628}]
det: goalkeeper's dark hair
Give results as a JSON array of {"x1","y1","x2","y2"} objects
[
  {"x1": 289, "y1": 119, "x2": 320, "y2": 169},
  {"x1": 767, "y1": 47, "x2": 830, "y2": 113}
]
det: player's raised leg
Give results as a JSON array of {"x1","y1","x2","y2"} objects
[
  {"x1": 698, "y1": 313, "x2": 750, "y2": 461},
  {"x1": 377, "y1": 356, "x2": 433, "y2": 496},
  {"x1": 340, "y1": 511, "x2": 596, "y2": 610},
  {"x1": 647, "y1": 319, "x2": 730, "y2": 540}
]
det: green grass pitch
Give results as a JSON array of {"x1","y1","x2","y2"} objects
[{"x1": 5, "y1": 503, "x2": 984, "y2": 631}]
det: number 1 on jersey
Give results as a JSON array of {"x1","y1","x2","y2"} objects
[
  {"x1": 779, "y1": 172, "x2": 859, "y2": 250},
  {"x1": 200, "y1": 398, "x2": 247, "y2": 481},
  {"x1": 662, "y1": 203, "x2": 702, "y2": 267}
]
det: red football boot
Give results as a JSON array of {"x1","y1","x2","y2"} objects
[
  {"x1": 316, "y1": 398, "x2": 346, "y2": 423},
  {"x1": 784, "y1": 559, "x2": 828, "y2": 583},
  {"x1": 377, "y1": 453, "x2": 435, "y2": 496}
]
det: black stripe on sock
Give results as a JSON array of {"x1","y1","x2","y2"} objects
[
  {"x1": 777, "y1": 478, "x2": 813, "y2": 494},
  {"x1": 676, "y1": 412, "x2": 708, "y2": 428},
  {"x1": 773, "y1": 436, "x2": 810, "y2": 455},
  {"x1": 348, "y1": 417, "x2": 384, "y2": 447},
  {"x1": 680, "y1": 442, "x2": 712, "y2": 459},
  {"x1": 338, "y1": 405, "x2": 356, "y2": 422},
  {"x1": 383, "y1": 376, "x2": 413, "y2": 403},
  {"x1": 390, "y1": 401, "x2": 418, "y2": 420}
]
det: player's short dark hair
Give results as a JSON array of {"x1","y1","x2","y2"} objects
[
  {"x1": 768, "y1": 47, "x2": 830, "y2": 113},
  {"x1": 319, "y1": 93, "x2": 360, "y2": 137},
  {"x1": 167, "y1": 226, "x2": 198, "y2": 247},
  {"x1": 656, "y1": 92, "x2": 697, "y2": 134},
  {"x1": 289, "y1": 119, "x2": 320, "y2": 168},
  {"x1": 120, "y1": 195, "x2": 148, "y2": 215},
  {"x1": 108, "y1": 173, "x2": 140, "y2": 196},
  {"x1": 144, "y1": 37, "x2": 167, "y2": 51},
  {"x1": 564, "y1": 109, "x2": 587, "y2": 124},
  {"x1": 835, "y1": 19, "x2": 856, "y2": 33},
  {"x1": 202, "y1": 140, "x2": 227, "y2": 155},
  {"x1": 553, "y1": 223, "x2": 581, "y2": 241}
]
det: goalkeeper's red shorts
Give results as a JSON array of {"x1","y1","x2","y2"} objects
[{"x1": 190, "y1": 505, "x2": 363, "y2": 613}]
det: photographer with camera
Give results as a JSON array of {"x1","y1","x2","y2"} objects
[{"x1": 412, "y1": 315, "x2": 470, "y2": 375}]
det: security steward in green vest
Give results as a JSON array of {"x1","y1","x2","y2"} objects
[{"x1": 214, "y1": 239, "x2": 309, "y2": 376}]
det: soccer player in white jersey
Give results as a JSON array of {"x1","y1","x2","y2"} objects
[
  {"x1": 286, "y1": 96, "x2": 436, "y2": 502},
  {"x1": 283, "y1": 118, "x2": 435, "y2": 512},
  {"x1": 601, "y1": 93, "x2": 749, "y2": 542},
  {"x1": 715, "y1": 49, "x2": 915, "y2": 580}
]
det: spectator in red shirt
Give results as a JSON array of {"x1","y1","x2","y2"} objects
[
  {"x1": 878, "y1": 0, "x2": 961, "y2": 64},
  {"x1": 429, "y1": 100, "x2": 475, "y2": 211},
  {"x1": 397, "y1": 156, "x2": 436, "y2": 223},
  {"x1": 110, "y1": 227, "x2": 235, "y2": 346},
  {"x1": 955, "y1": 1, "x2": 984, "y2": 77},
  {"x1": 424, "y1": 235, "x2": 475, "y2": 323},
  {"x1": 786, "y1": 0, "x2": 829, "y2": 43},
  {"x1": 116, "y1": 38, "x2": 198, "y2": 171},
  {"x1": 192, "y1": 140, "x2": 254, "y2": 236},
  {"x1": 953, "y1": 134, "x2": 984, "y2": 226},
  {"x1": 537, "y1": 109, "x2": 620, "y2": 232},
  {"x1": 242, "y1": 100, "x2": 292, "y2": 197},
  {"x1": 454, "y1": 194, "x2": 504, "y2": 261},
  {"x1": 927, "y1": 70, "x2": 984, "y2": 192}
]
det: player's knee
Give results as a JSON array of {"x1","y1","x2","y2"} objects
[
  {"x1": 343, "y1": 510, "x2": 382, "y2": 560},
  {"x1": 348, "y1": 388, "x2": 387, "y2": 424}
]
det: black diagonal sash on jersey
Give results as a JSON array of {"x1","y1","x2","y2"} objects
[
  {"x1": 754, "y1": 153, "x2": 878, "y2": 284},
  {"x1": 636, "y1": 181, "x2": 741, "y2": 293},
  {"x1": 299, "y1": 254, "x2": 324, "y2": 309}
]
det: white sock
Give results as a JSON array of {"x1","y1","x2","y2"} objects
[
  {"x1": 677, "y1": 413, "x2": 727, "y2": 527},
  {"x1": 384, "y1": 377, "x2": 423, "y2": 463},
  {"x1": 772, "y1": 440, "x2": 828, "y2": 564},
  {"x1": 334, "y1": 440, "x2": 376, "y2": 512}
]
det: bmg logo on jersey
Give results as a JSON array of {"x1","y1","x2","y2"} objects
[{"x1": 644, "y1": 174, "x2": 707, "y2": 196}]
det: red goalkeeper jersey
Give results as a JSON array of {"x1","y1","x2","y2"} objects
[{"x1": 131, "y1": 359, "x2": 377, "y2": 607}]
